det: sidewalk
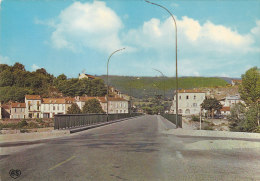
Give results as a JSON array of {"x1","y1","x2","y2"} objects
[{"x1": 162, "y1": 128, "x2": 260, "y2": 140}]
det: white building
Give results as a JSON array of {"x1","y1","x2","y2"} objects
[
  {"x1": 25, "y1": 95, "x2": 41, "y2": 118},
  {"x1": 171, "y1": 90, "x2": 206, "y2": 116},
  {"x1": 219, "y1": 95, "x2": 244, "y2": 108},
  {"x1": 75, "y1": 96, "x2": 97, "y2": 110},
  {"x1": 78, "y1": 73, "x2": 96, "y2": 80},
  {"x1": 98, "y1": 97, "x2": 129, "y2": 114},
  {"x1": 41, "y1": 98, "x2": 73, "y2": 118}
]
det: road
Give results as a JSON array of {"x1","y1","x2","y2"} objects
[{"x1": 1, "y1": 115, "x2": 260, "y2": 180}]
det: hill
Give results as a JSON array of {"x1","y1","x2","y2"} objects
[{"x1": 99, "y1": 75, "x2": 229, "y2": 99}]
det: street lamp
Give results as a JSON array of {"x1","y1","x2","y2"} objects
[
  {"x1": 107, "y1": 48, "x2": 126, "y2": 121},
  {"x1": 145, "y1": 0, "x2": 179, "y2": 128},
  {"x1": 153, "y1": 68, "x2": 166, "y2": 100}
]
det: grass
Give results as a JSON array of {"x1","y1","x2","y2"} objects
[{"x1": 99, "y1": 75, "x2": 228, "y2": 98}]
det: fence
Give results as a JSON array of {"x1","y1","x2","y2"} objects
[
  {"x1": 161, "y1": 114, "x2": 182, "y2": 128},
  {"x1": 54, "y1": 113, "x2": 142, "y2": 130}
]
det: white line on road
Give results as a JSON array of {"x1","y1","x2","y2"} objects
[{"x1": 48, "y1": 155, "x2": 76, "y2": 171}]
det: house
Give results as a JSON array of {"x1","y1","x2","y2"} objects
[
  {"x1": 75, "y1": 96, "x2": 97, "y2": 110},
  {"x1": 231, "y1": 79, "x2": 242, "y2": 86},
  {"x1": 25, "y1": 95, "x2": 41, "y2": 118},
  {"x1": 78, "y1": 73, "x2": 96, "y2": 80},
  {"x1": 1, "y1": 103, "x2": 11, "y2": 118},
  {"x1": 41, "y1": 98, "x2": 74, "y2": 118},
  {"x1": 10, "y1": 103, "x2": 26, "y2": 119},
  {"x1": 220, "y1": 95, "x2": 243, "y2": 108},
  {"x1": 98, "y1": 97, "x2": 129, "y2": 114},
  {"x1": 220, "y1": 106, "x2": 231, "y2": 116},
  {"x1": 170, "y1": 89, "x2": 206, "y2": 116}
]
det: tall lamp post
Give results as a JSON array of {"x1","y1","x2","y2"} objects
[
  {"x1": 153, "y1": 68, "x2": 166, "y2": 100},
  {"x1": 145, "y1": 0, "x2": 179, "y2": 128},
  {"x1": 107, "y1": 48, "x2": 126, "y2": 122}
]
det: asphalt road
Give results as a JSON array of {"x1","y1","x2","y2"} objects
[{"x1": 1, "y1": 115, "x2": 260, "y2": 181}]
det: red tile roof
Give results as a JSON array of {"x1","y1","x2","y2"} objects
[
  {"x1": 221, "y1": 107, "x2": 230, "y2": 112},
  {"x1": 79, "y1": 97, "x2": 97, "y2": 102},
  {"x1": 42, "y1": 98, "x2": 66, "y2": 104},
  {"x1": 2, "y1": 103, "x2": 11, "y2": 109},
  {"x1": 11, "y1": 103, "x2": 26, "y2": 108},
  {"x1": 25, "y1": 95, "x2": 41, "y2": 100},
  {"x1": 232, "y1": 79, "x2": 242, "y2": 83},
  {"x1": 177, "y1": 89, "x2": 205, "y2": 93}
]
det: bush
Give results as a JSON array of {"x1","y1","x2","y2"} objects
[
  {"x1": 17, "y1": 120, "x2": 28, "y2": 128},
  {"x1": 28, "y1": 122, "x2": 39, "y2": 128},
  {"x1": 191, "y1": 115, "x2": 200, "y2": 122}
]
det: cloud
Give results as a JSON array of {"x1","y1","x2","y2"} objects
[
  {"x1": 31, "y1": 64, "x2": 41, "y2": 71},
  {"x1": 124, "y1": 16, "x2": 255, "y2": 54},
  {"x1": 49, "y1": 1, "x2": 125, "y2": 53},
  {"x1": 123, "y1": 17, "x2": 260, "y2": 77},
  {"x1": 0, "y1": 55, "x2": 11, "y2": 64}
]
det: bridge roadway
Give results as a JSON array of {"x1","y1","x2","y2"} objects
[{"x1": 1, "y1": 115, "x2": 260, "y2": 180}]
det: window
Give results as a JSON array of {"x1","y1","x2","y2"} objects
[
  {"x1": 178, "y1": 109, "x2": 183, "y2": 114},
  {"x1": 194, "y1": 95, "x2": 196, "y2": 100},
  {"x1": 193, "y1": 103, "x2": 197, "y2": 107},
  {"x1": 53, "y1": 106, "x2": 55, "y2": 111},
  {"x1": 57, "y1": 105, "x2": 59, "y2": 111},
  {"x1": 15, "y1": 108, "x2": 16, "y2": 113},
  {"x1": 185, "y1": 109, "x2": 190, "y2": 114},
  {"x1": 179, "y1": 96, "x2": 181, "y2": 100},
  {"x1": 186, "y1": 96, "x2": 189, "y2": 99}
]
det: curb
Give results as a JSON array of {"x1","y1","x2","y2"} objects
[{"x1": 163, "y1": 129, "x2": 260, "y2": 140}]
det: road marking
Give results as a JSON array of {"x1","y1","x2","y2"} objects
[
  {"x1": 176, "y1": 151, "x2": 183, "y2": 159},
  {"x1": 48, "y1": 155, "x2": 76, "y2": 171}
]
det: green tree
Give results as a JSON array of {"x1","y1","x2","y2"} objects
[
  {"x1": 201, "y1": 98, "x2": 222, "y2": 118},
  {"x1": 82, "y1": 99, "x2": 104, "y2": 114},
  {"x1": 239, "y1": 67, "x2": 260, "y2": 106},
  {"x1": 67, "y1": 103, "x2": 81, "y2": 114}
]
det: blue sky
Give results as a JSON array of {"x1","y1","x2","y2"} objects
[{"x1": 0, "y1": 0, "x2": 259, "y2": 78}]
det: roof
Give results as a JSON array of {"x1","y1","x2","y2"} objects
[
  {"x1": 226, "y1": 95, "x2": 241, "y2": 100},
  {"x1": 221, "y1": 107, "x2": 230, "y2": 112},
  {"x1": 97, "y1": 97, "x2": 128, "y2": 103},
  {"x1": 232, "y1": 79, "x2": 242, "y2": 83},
  {"x1": 65, "y1": 97, "x2": 76, "y2": 103},
  {"x1": 11, "y1": 103, "x2": 26, "y2": 108},
  {"x1": 42, "y1": 98, "x2": 67, "y2": 104},
  {"x1": 79, "y1": 73, "x2": 96, "y2": 79},
  {"x1": 78, "y1": 97, "x2": 97, "y2": 102},
  {"x1": 25, "y1": 95, "x2": 41, "y2": 100},
  {"x1": 1, "y1": 104, "x2": 11, "y2": 109},
  {"x1": 177, "y1": 89, "x2": 205, "y2": 93},
  {"x1": 85, "y1": 74, "x2": 96, "y2": 79}
]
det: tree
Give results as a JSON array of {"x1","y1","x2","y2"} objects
[
  {"x1": 67, "y1": 103, "x2": 81, "y2": 114},
  {"x1": 239, "y1": 67, "x2": 260, "y2": 106},
  {"x1": 82, "y1": 99, "x2": 104, "y2": 114},
  {"x1": 201, "y1": 98, "x2": 222, "y2": 118}
]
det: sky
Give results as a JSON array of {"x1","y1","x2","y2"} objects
[{"x1": 0, "y1": 0, "x2": 259, "y2": 78}]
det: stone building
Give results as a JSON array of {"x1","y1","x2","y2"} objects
[
  {"x1": 171, "y1": 89, "x2": 206, "y2": 116},
  {"x1": 10, "y1": 103, "x2": 26, "y2": 119}
]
